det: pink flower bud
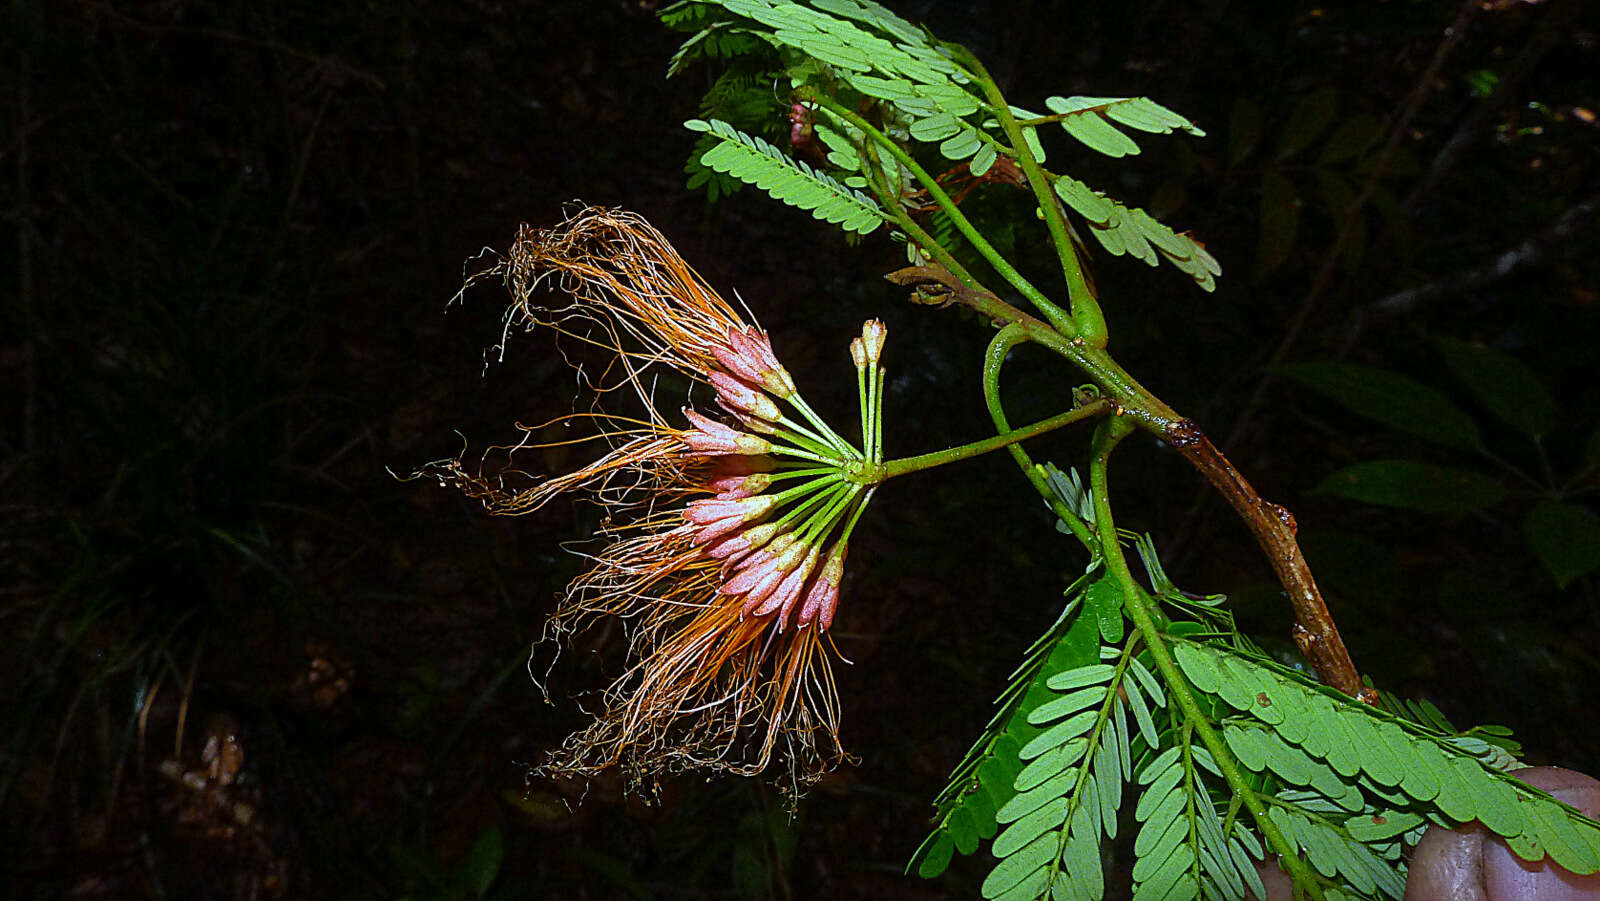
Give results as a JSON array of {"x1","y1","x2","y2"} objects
[
  {"x1": 797, "y1": 547, "x2": 847, "y2": 630},
  {"x1": 705, "y1": 530, "x2": 749, "y2": 557},
  {"x1": 706, "y1": 455, "x2": 773, "y2": 493},
  {"x1": 710, "y1": 372, "x2": 782, "y2": 422},
  {"x1": 736, "y1": 541, "x2": 808, "y2": 614},
  {"x1": 681, "y1": 495, "x2": 771, "y2": 526},
  {"x1": 759, "y1": 546, "x2": 820, "y2": 628},
  {"x1": 683, "y1": 495, "x2": 774, "y2": 545},
  {"x1": 860, "y1": 319, "x2": 887, "y2": 364},
  {"x1": 714, "y1": 326, "x2": 797, "y2": 398},
  {"x1": 681, "y1": 408, "x2": 772, "y2": 455},
  {"x1": 713, "y1": 473, "x2": 773, "y2": 500},
  {"x1": 724, "y1": 534, "x2": 800, "y2": 596},
  {"x1": 733, "y1": 412, "x2": 779, "y2": 435}
]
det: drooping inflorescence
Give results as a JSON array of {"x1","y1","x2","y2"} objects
[{"x1": 420, "y1": 207, "x2": 889, "y2": 791}]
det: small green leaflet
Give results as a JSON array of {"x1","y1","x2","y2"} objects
[
  {"x1": 1042, "y1": 96, "x2": 1206, "y2": 159},
  {"x1": 1050, "y1": 175, "x2": 1221, "y2": 292}
]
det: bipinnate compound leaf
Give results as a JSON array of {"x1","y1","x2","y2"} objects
[
  {"x1": 687, "y1": 119, "x2": 886, "y2": 233},
  {"x1": 1173, "y1": 640, "x2": 1600, "y2": 876},
  {"x1": 910, "y1": 580, "x2": 1104, "y2": 879},
  {"x1": 1434, "y1": 337, "x2": 1556, "y2": 437},
  {"x1": 1277, "y1": 362, "x2": 1484, "y2": 451},
  {"x1": 1129, "y1": 738, "x2": 1263, "y2": 900},
  {"x1": 915, "y1": 576, "x2": 1151, "y2": 899},
  {"x1": 1523, "y1": 499, "x2": 1600, "y2": 588},
  {"x1": 1313, "y1": 460, "x2": 1504, "y2": 514}
]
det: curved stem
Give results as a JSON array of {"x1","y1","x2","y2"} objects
[
  {"x1": 983, "y1": 324, "x2": 1097, "y2": 551},
  {"x1": 894, "y1": 266, "x2": 1367, "y2": 698},
  {"x1": 1087, "y1": 418, "x2": 1328, "y2": 901},
  {"x1": 959, "y1": 51, "x2": 1105, "y2": 345},
  {"x1": 801, "y1": 90, "x2": 1078, "y2": 338}
]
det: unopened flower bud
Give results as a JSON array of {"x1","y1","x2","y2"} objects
[
  {"x1": 714, "y1": 326, "x2": 798, "y2": 398},
  {"x1": 684, "y1": 494, "x2": 775, "y2": 544},
  {"x1": 681, "y1": 408, "x2": 773, "y2": 455},
  {"x1": 735, "y1": 540, "x2": 811, "y2": 614},
  {"x1": 850, "y1": 337, "x2": 868, "y2": 370},
  {"x1": 761, "y1": 545, "x2": 821, "y2": 628},
  {"x1": 710, "y1": 372, "x2": 782, "y2": 422},
  {"x1": 711, "y1": 472, "x2": 773, "y2": 499},
  {"x1": 860, "y1": 319, "x2": 886, "y2": 364},
  {"x1": 734, "y1": 412, "x2": 780, "y2": 436},
  {"x1": 723, "y1": 533, "x2": 800, "y2": 603},
  {"x1": 797, "y1": 545, "x2": 847, "y2": 630},
  {"x1": 705, "y1": 456, "x2": 773, "y2": 493}
]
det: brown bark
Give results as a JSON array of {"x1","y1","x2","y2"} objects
[{"x1": 1171, "y1": 427, "x2": 1374, "y2": 702}]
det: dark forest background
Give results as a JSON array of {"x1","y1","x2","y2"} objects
[{"x1": 3, "y1": 1, "x2": 1597, "y2": 898}]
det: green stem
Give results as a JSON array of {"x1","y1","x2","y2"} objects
[
  {"x1": 770, "y1": 445, "x2": 845, "y2": 466},
  {"x1": 877, "y1": 402, "x2": 1107, "y2": 481},
  {"x1": 856, "y1": 357, "x2": 871, "y2": 462},
  {"x1": 959, "y1": 51, "x2": 1105, "y2": 345},
  {"x1": 851, "y1": 115, "x2": 985, "y2": 292},
  {"x1": 774, "y1": 413, "x2": 841, "y2": 456},
  {"x1": 774, "y1": 479, "x2": 849, "y2": 533},
  {"x1": 768, "y1": 472, "x2": 844, "y2": 507},
  {"x1": 836, "y1": 485, "x2": 877, "y2": 545},
  {"x1": 982, "y1": 324, "x2": 1098, "y2": 551},
  {"x1": 870, "y1": 361, "x2": 885, "y2": 463},
  {"x1": 933, "y1": 285, "x2": 1187, "y2": 436},
  {"x1": 802, "y1": 90, "x2": 1078, "y2": 337},
  {"x1": 768, "y1": 466, "x2": 839, "y2": 483},
  {"x1": 801, "y1": 482, "x2": 861, "y2": 544},
  {"x1": 1087, "y1": 418, "x2": 1327, "y2": 901},
  {"x1": 785, "y1": 392, "x2": 859, "y2": 459},
  {"x1": 768, "y1": 420, "x2": 840, "y2": 460}
]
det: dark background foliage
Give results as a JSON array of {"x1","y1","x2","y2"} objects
[{"x1": 3, "y1": 0, "x2": 1596, "y2": 898}]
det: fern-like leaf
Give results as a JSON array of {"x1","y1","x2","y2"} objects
[
  {"x1": 909, "y1": 584, "x2": 1097, "y2": 878},
  {"x1": 1174, "y1": 640, "x2": 1600, "y2": 877},
  {"x1": 685, "y1": 118, "x2": 885, "y2": 234}
]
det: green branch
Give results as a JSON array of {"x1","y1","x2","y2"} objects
[
  {"x1": 800, "y1": 89, "x2": 1079, "y2": 338},
  {"x1": 877, "y1": 397, "x2": 1108, "y2": 481},
  {"x1": 983, "y1": 324, "x2": 1097, "y2": 551},
  {"x1": 958, "y1": 51, "x2": 1106, "y2": 345},
  {"x1": 1087, "y1": 418, "x2": 1328, "y2": 901}
]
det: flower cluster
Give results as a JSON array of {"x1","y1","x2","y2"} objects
[{"x1": 421, "y1": 207, "x2": 888, "y2": 791}]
